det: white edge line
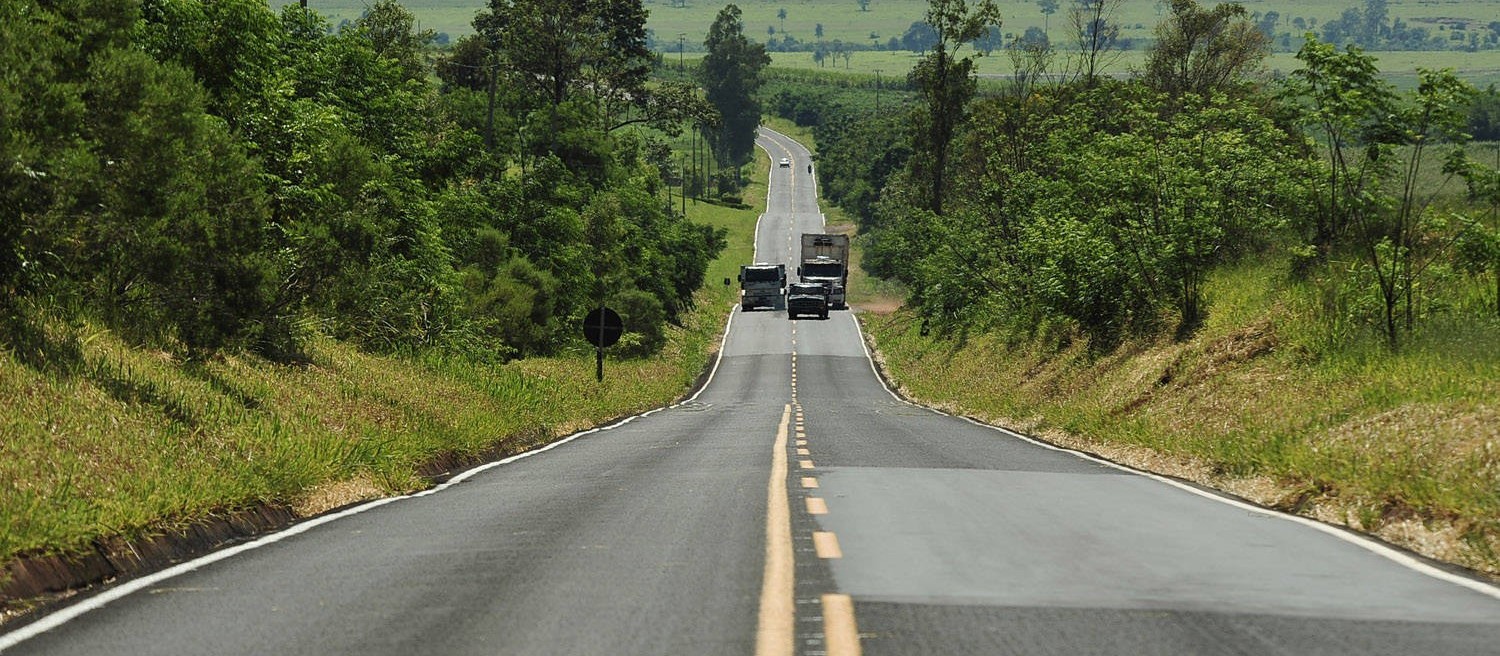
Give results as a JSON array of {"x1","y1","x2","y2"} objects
[
  {"x1": 761, "y1": 125, "x2": 820, "y2": 203},
  {"x1": 685, "y1": 309, "x2": 735, "y2": 405},
  {"x1": 1, "y1": 304, "x2": 743, "y2": 655},
  {"x1": 851, "y1": 313, "x2": 905, "y2": 404},
  {"x1": 849, "y1": 310, "x2": 1500, "y2": 602}
]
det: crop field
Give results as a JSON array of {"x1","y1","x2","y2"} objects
[
  {"x1": 759, "y1": 48, "x2": 1500, "y2": 84},
  {"x1": 276, "y1": 0, "x2": 1500, "y2": 85},
  {"x1": 280, "y1": 0, "x2": 1500, "y2": 46}
]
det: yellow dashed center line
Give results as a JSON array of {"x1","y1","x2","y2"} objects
[
  {"x1": 813, "y1": 532, "x2": 843, "y2": 559},
  {"x1": 822, "y1": 594, "x2": 862, "y2": 656},
  {"x1": 754, "y1": 405, "x2": 795, "y2": 656},
  {"x1": 766, "y1": 134, "x2": 861, "y2": 655}
]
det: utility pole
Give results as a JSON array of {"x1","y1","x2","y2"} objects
[
  {"x1": 485, "y1": 56, "x2": 499, "y2": 148},
  {"x1": 874, "y1": 69, "x2": 882, "y2": 113},
  {"x1": 678, "y1": 33, "x2": 686, "y2": 71}
]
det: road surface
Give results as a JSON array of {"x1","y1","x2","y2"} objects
[{"x1": 4, "y1": 128, "x2": 1500, "y2": 655}]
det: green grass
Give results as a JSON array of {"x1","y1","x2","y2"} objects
[
  {"x1": 0, "y1": 161, "x2": 764, "y2": 567},
  {"x1": 859, "y1": 257, "x2": 1500, "y2": 573}
]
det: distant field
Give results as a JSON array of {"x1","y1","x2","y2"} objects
[
  {"x1": 645, "y1": 0, "x2": 1500, "y2": 52},
  {"x1": 280, "y1": 0, "x2": 1500, "y2": 49},
  {"x1": 760, "y1": 47, "x2": 1500, "y2": 85},
  {"x1": 276, "y1": 0, "x2": 1500, "y2": 85}
]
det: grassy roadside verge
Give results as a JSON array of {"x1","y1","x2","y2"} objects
[
  {"x1": 858, "y1": 257, "x2": 1500, "y2": 576},
  {"x1": 0, "y1": 162, "x2": 769, "y2": 610}
]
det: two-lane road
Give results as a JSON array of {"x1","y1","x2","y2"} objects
[{"x1": 5, "y1": 128, "x2": 1500, "y2": 655}]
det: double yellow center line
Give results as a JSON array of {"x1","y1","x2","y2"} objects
[{"x1": 756, "y1": 350, "x2": 861, "y2": 655}]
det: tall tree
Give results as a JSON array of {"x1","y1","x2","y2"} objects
[
  {"x1": 698, "y1": 4, "x2": 770, "y2": 174},
  {"x1": 1143, "y1": 0, "x2": 1268, "y2": 99},
  {"x1": 477, "y1": 0, "x2": 651, "y2": 112},
  {"x1": 908, "y1": 0, "x2": 1001, "y2": 215},
  {"x1": 353, "y1": 0, "x2": 436, "y2": 83},
  {"x1": 1037, "y1": 0, "x2": 1058, "y2": 36},
  {"x1": 1282, "y1": 38, "x2": 1394, "y2": 253},
  {"x1": 1068, "y1": 0, "x2": 1123, "y2": 86}
]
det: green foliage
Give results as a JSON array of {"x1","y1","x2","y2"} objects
[
  {"x1": 2, "y1": 0, "x2": 725, "y2": 365},
  {"x1": 1471, "y1": 85, "x2": 1500, "y2": 141},
  {"x1": 1143, "y1": 0, "x2": 1268, "y2": 98},
  {"x1": 827, "y1": 62, "x2": 1314, "y2": 346},
  {"x1": 759, "y1": 69, "x2": 917, "y2": 227},
  {"x1": 699, "y1": 4, "x2": 772, "y2": 173},
  {"x1": 1285, "y1": 37, "x2": 1488, "y2": 349},
  {"x1": 907, "y1": 0, "x2": 1000, "y2": 215}
]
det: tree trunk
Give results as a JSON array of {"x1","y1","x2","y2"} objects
[{"x1": 1383, "y1": 284, "x2": 1400, "y2": 351}]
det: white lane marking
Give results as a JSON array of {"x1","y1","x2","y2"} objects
[
  {"x1": 758, "y1": 126, "x2": 818, "y2": 201},
  {"x1": 755, "y1": 132, "x2": 798, "y2": 270},
  {"x1": 1, "y1": 308, "x2": 743, "y2": 653},
  {"x1": 752, "y1": 213, "x2": 766, "y2": 263},
  {"x1": 846, "y1": 316, "x2": 1500, "y2": 601},
  {"x1": 851, "y1": 314, "x2": 909, "y2": 404},
  {"x1": 685, "y1": 306, "x2": 736, "y2": 405}
]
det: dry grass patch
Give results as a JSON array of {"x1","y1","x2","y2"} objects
[{"x1": 293, "y1": 475, "x2": 386, "y2": 517}]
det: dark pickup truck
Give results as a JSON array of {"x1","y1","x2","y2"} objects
[{"x1": 786, "y1": 282, "x2": 829, "y2": 320}]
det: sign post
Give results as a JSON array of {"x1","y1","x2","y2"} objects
[{"x1": 581, "y1": 307, "x2": 623, "y2": 382}]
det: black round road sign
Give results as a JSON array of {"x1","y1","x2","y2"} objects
[{"x1": 582, "y1": 307, "x2": 624, "y2": 348}]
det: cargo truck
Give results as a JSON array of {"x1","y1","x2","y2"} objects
[
  {"x1": 738, "y1": 263, "x2": 786, "y2": 310},
  {"x1": 797, "y1": 233, "x2": 849, "y2": 310}
]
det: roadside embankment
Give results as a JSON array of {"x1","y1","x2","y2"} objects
[
  {"x1": 857, "y1": 259, "x2": 1500, "y2": 578},
  {"x1": 0, "y1": 159, "x2": 768, "y2": 622}
]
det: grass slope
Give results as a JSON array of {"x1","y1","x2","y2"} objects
[
  {"x1": 858, "y1": 256, "x2": 1500, "y2": 575},
  {"x1": 0, "y1": 162, "x2": 767, "y2": 572}
]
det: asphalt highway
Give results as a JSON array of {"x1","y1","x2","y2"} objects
[{"x1": 4, "y1": 128, "x2": 1500, "y2": 655}]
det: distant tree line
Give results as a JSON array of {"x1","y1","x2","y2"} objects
[
  {"x1": 1, "y1": 0, "x2": 737, "y2": 363},
  {"x1": 662, "y1": 0, "x2": 1500, "y2": 59},
  {"x1": 1314, "y1": 0, "x2": 1500, "y2": 52}
]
